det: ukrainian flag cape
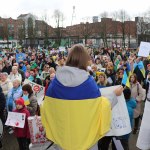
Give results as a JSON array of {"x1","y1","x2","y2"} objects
[{"x1": 40, "y1": 76, "x2": 111, "y2": 150}]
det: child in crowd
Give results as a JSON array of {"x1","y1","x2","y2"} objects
[{"x1": 13, "y1": 97, "x2": 30, "y2": 150}]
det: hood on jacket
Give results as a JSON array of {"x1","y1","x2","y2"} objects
[{"x1": 56, "y1": 66, "x2": 89, "y2": 87}]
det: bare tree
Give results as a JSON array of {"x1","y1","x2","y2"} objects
[
  {"x1": 78, "y1": 17, "x2": 93, "y2": 45},
  {"x1": 3, "y1": 19, "x2": 9, "y2": 47},
  {"x1": 27, "y1": 17, "x2": 35, "y2": 48},
  {"x1": 18, "y1": 21, "x2": 25, "y2": 46},
  {"x1": 99, "y1": 11, "x2": 109, "y2": 47},
  {"x1": 118, "y1": 10, "x2": 129, "y2": 48},
  {"x1": 125, "y1": 17, "x2": 132, "y2": 48},
  {"x1": 112, "y1": 11, "x2": 119, "y2": 47},
  {"x1": 41, "y1": 12, "x2": 50, "y2": 48},
  {"x1": 53, "y1": 9, "x2": 64, "y2": 46},
  {"x1": 79, "y1": 22, "x2": 93, "y2": 45}
]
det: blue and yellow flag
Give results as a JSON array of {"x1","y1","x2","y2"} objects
[
  {"x1": 22, "y1": 95, "x2": 30, "y2": 106},
  {"x1": 122, "y1": 71, "x2": 130, "y2": 88},
  {"x1": 16, "y1": 53, "x2": 26, "y2": 63},
  {"x1": 126, "y1": 62, "x2": 132, "y2": 77},
  {"x1": 134, "y1": 61, "x2": 145, "y2": 78},
  {"x1": 40, "y1": 76, "x2": 111, "y2": 150}
]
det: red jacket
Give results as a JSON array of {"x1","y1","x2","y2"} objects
[{"x1": 13, "y1": 107, "x2": 30, "y2": 138}]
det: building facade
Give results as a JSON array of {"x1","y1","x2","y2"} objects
[{"x1": 0, "y1": 14, "x2": 149, "y2": 48}]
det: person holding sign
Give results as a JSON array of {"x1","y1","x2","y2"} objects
[
  {"x1": 22, "y1": 84, "x2": 38, "y2": 116},
  {"x1": 129, "y1": 74, "x2": 145, "y2": 134},
  {"x1": 13, "y1": 97, "x2": 30, "y2": 150},
  {"x1": 41, "y1": 44, "x2": 123, "y2": 150}
]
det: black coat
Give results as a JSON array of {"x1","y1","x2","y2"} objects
[
  {"x1": 0, "y1": 87, "x2": 5, "y2": 113},
  {"x1": 33, "y1": 77, "x2": 42, "y2": 86},
  {"x1": 0, "y1": 86, "x2": 6, "y2": 123},
  {"x1": 2, "y1": 66, "x2": 12, "y2": 74}
]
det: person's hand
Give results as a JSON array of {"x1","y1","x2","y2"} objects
[{"x1": 114, "y1": 86, "x2": 123, "y2": 96}]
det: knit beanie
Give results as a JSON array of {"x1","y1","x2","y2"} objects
[{"x1": 16, "y1": 97, "x2": 25, "y2": 106}]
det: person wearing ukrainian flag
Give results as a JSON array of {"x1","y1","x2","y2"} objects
[{"x1": 40, "y1": 44, "x2": 123, "y2": 150}]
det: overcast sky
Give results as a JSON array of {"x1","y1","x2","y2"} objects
[{"x1": 0, "y1": 0, "x2": 150, "y2": 27}]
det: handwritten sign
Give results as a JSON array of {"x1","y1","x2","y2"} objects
[
  {"x1": 137, "y1": 101, "x2": 150, "y2": 150},
  {"x1": 100, "y1": 86, "x2": 131, "y2": 136},
  {"x1": 59, "y1": 46, "x2": 66, "y2": 52},
  {"x1": 5, "y1": 112, "x2": 26, "y2": 128},
  {"x1": 138, "y1": 41, "x2": 150, "y2": 57},
  {"x1": 24, "y1": 79, "x2": 45, "y2": 105}
]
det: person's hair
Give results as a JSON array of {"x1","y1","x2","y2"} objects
[
  {"x1": 13, "y1": 63, "x2": 19, "y2": 67},
  {"x1": 13, "y1": 78, "x2": 21, "y2": 85},
  {"x1": 97, "y1": 72, "x2": 108, "y2": 86},
  {"x1": 129, "y1": 73, "x2": 137, "y2": 83},
  {"x1": 30, "y1": 69, "x2": 37, "y2": 73},
  {"x1": 65, "y1": 44, "x2": 90, "y2": 70},
  {"x1": 123, "y1": 88, "x2": 131, "y2": 100},
  {"x1": 44, "y1": 64, "x2": 49, "y2": 68},
  {"x1": 26, "y1": 65, "x2": 30, "y2": 70},
  {"x1": 22, "y1": 84, "x2": 33, "y2": 96},
  {"x1": 12, "y1": 66, "x2": 18, "y2": 70},
  {"x1": 1, "y1": 72, "x2": 8, "y2": 77}
]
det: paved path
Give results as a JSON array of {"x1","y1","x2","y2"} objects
[{"x1": 1, "y1": 129, "x2": 140, "y2": 150}]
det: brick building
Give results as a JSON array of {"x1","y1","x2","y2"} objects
[
  {"x1": 64, "y1": 18, "x2": 137, "y2": 47},
  {"x1": 0, "y1": 17, "x2": 24, "y2": 40},
  {"x1": 0, "y1": 14, "x2": 138, "y2": 48}
]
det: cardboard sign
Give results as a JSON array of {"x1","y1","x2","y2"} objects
[
  {"x1": 24, "y1": 79, "x2": 45, "y2": 105},
  {"x1": 138, "y1": 41, "x2": 150, "y2": 57},
  {"x1": 5, "y1": 112, "x2": 26, "y2": 128},
  {"x1": 100, "y1": 86, "x2": 131, "y2": 136},
  {"x1": 137, "y1": 101, "x2": 150, "y2": 150}
]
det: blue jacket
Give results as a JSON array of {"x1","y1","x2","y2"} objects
[
  {"x1": 119, "y1": 97, "x2": 136, "y2": 139},
  {"x1": 126, "y1": 98, "x2": 137, "y2": 127},
  {"x1": 6, "y1": 86, "x2": 22, "y2": 111},
  {"x1": 20, "y1": 65, "x2": 27, "y2": 73}
]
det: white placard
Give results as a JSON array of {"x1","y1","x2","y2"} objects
[
  {"x1": 5, "y1": 112, "x2": 26, "y2": 128},
  {"x1": 107, "y1": 77, "x2": 113, "y2": 84},
  {"x1": 137, "y1": 101, "x2": 150, "y2": 150},
  {"x1": 100, "y1": 86, "x2": 131, "y2": 136},
  {"x1": 59, "y1": 46, "x2": 66, "y2": 52},
  {"x1": 138, "y1": 41, "x2": 150, "y2": 57},
  {"x1": 24, "y1": 79, "x2": 45, "y2": 105},
  {"x1": 99, "y1": 68, "x2": 106, "y2": 72}
]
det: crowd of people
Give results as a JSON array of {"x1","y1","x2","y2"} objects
[{"x1": 0, "y1": 45, "x2": 149, "y2": 150}]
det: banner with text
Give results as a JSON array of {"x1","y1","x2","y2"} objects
[{"x1": 24, "y1": 79, "x2": 45, "y2": 105}]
